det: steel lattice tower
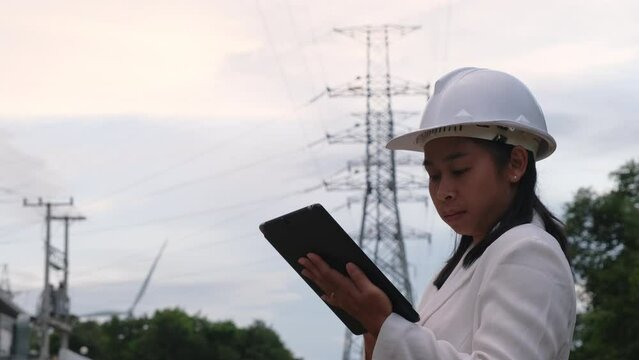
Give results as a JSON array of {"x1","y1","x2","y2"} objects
[{"x1": 322, "y1": 24, "x2": 430, "y2": 360}]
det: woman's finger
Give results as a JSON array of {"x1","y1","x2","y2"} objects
[
  {"x1": 305, "y1": 253, "x2": 328, "y2": 268},
  {"x1": 299, "y1": 259, "x2": 331, "y2": 292},
  {"x1": 307, "y1": 253, "x2": 360, "y2": 298},
  {"x1": 298, "y1": 259, "x2": 316, "y2": 281},
  {"x1": 298, "y1": 256, "x2": 321, "y2": 278},
  {"x1": 320, "y1": 292, "x2": 339, "y2": 307},
  {"x1": 346, "y1": 262, "x2": 373, "y2": 292},
  {"x1": 299, "y1": 256, "x2": 332, "y2": 289},
  {"x1": 306, "y1": 253, "x2": 345, "y2": 282},
  {"x1": 299, "y1": 255, "x2": 346, "y2": 298}
]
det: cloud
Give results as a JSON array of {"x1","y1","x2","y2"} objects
[
  {"x1": 0, "y1": 130, "x2": 61, "y2": 219},
  {"x1": 0, "y1": 1, "x2": 259, "y2": 117},
  {"x1": 0, "y1": 0, "x2": 464, "y2": 120},
  {"x1": 493, "y1": 42, "x2": 639, "y2": 78}
]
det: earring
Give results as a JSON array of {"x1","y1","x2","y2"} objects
[{"x1": 512, "y1": 175, "x2": 518, "y2": 181}]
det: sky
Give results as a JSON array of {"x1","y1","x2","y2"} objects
[{"x1": 1, "y1": 0, "x2": 638, "y2": 359}]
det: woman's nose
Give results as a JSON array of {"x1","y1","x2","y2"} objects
[{"x1": 436, "y1": 180, "x2": 456, "y2": 202}]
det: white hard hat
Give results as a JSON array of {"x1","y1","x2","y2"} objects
[{"x1": 386, "y1": 67, "x2": 556, "y2": 160}]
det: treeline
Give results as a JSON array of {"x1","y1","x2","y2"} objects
[
  {"x1": 566, "y1": 160, "x2": 639, "y2": 359},
  {"x1": 54, "y1": 308, "x2": 300, "y2": 360}
]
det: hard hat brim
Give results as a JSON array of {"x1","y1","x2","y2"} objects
[{"x1": 386, "y1": 120, "x2": 557, "y2": 161}]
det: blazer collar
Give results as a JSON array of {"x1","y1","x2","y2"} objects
[
  {"x1": 418, "y1": 212, "x2": 546, "y2": 324},
  {"x1": 419, "y1": 249, "x2": 480, "y2": 324}
]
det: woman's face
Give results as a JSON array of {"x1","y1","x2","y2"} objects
[{"x1": 423, "y1": 137, "x2": 515, "y2": 242}]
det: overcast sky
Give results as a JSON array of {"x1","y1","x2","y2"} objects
[{"x1": 1, "y1": 1, "x2": 638, "y2": 359}]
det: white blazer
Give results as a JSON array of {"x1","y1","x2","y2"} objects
[{"x1": 373, "y1": 215, "x2": 576, "y2": 359}]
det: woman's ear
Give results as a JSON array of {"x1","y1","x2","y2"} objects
[{"x1": 507, "y1": 146, "x2": 528, "y2": 183}]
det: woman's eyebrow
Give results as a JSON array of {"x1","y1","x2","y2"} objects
[{"x1": 423, "y1": 152, "x2": 469, "y2": 167}]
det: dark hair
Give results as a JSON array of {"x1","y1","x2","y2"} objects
[{"x1": 432, "y1": 139, "x2": 571, "y2": 289}]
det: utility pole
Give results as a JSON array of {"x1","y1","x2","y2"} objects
[
  {"x1": 50, "y1": 214, "x2": 86, "y2": 350},
  {"x1": 0, "y1": 264, "x2": 12, "y2": 299},
  {"x1": 322, "y1": 25, "x2": 430, "y2": 360},
  {"x1": 23, "y1": 198, "x2": 76, "y2": 360}
]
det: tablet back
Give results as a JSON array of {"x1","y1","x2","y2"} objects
[{"x1": 259, "y1": 203, "x2": 419, "y2": 335}]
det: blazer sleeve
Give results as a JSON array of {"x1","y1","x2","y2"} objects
[{"x1": 372, "y1": 233, "x2": 576, "y2": 360}]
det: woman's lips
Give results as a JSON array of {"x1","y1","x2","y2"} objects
[{"x1": 443, "y1": 211, "x2": 466, "y2": 222}]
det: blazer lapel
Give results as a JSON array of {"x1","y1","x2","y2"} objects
[
  {"x1": 419, "y1": 260, "x2": 479, "y2": 324},
  {"x1": 417, "y1": 215, "x2": 544, "y2": 324}
]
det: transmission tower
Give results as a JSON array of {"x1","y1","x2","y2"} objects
[{"x1": 322, "y1": 24, "x2": 430, "y2": 360}]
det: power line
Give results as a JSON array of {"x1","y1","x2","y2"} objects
[
  {"x1": 72, "y1": 230, "x2": 254, "y2": 282},
  {"x1": 76, "y1": 231, "x2": 255, "y2": 280},
  {"x1": 71, "y1": 249, "x2": 157, "y2": 282},
  {"x1": 71, "y1": 3, "x2": 334, "y2": 214},
  {"x1": 80, "y1": 121, "x2": 273, "y2": 211},
  {"x1": 77, "y1": 183, "x2": 322, "y2": 235},
  {"x1": 167, "y1": 231, "x2": 254, "y2": 256},
  {"x1": 72, "y1": 254, "x2": 279, "y2": 299},
  {"x1": 138, "y1": 142, "x2": 323, "y2": 199},
  {"x1": 282, "y1": 0, "x2": 331, "y2": 135},
  {"x1": 0, "y1": 219, "x2": 42, "y2": 242},
  {"x1": 157, "y1": 255, "x2": 279, "y2": 283},
  {"x1": 70, "y1": 184, "x2": 322, "y2": 280},
  {"x1": 253, "y1": 0, "x2": 327, "y2": 186}
]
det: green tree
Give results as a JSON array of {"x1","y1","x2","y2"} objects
[
  {"x1": 132, "y1": 308, "x2": 209, "y2": 360},
  {"x1": 67, "y1": 308, "x2": 299, "y2": 360},
  {"x1": 238, "y1": 320, "x2": 298, "y2": 360},
  {"x1": 565, "y1": 160, "x2": 639, "y2": 359}
]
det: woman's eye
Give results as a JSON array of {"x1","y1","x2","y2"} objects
[
  {"x1": 429, "y1": 174, "x2": 441, "y2": 182},
  {"x1": 452, "y1": 168, "x2": 469, "y2": 176}
]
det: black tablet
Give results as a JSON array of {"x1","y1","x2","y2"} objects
[{"x1": 259, "y1": 203, "x2": 419, "y2": 335}]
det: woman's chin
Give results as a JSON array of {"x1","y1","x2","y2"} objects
[{"x1": 448, "y1": 223, "x2": 473, "y2": 237}]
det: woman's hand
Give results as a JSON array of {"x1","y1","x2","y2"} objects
[{"x1": 297, "y1": 252, "x2": 392, "y2": 336}]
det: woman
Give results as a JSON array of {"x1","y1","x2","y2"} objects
[{"x1": 298, "y1": 67, "x2": 576, "y2": 359}]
